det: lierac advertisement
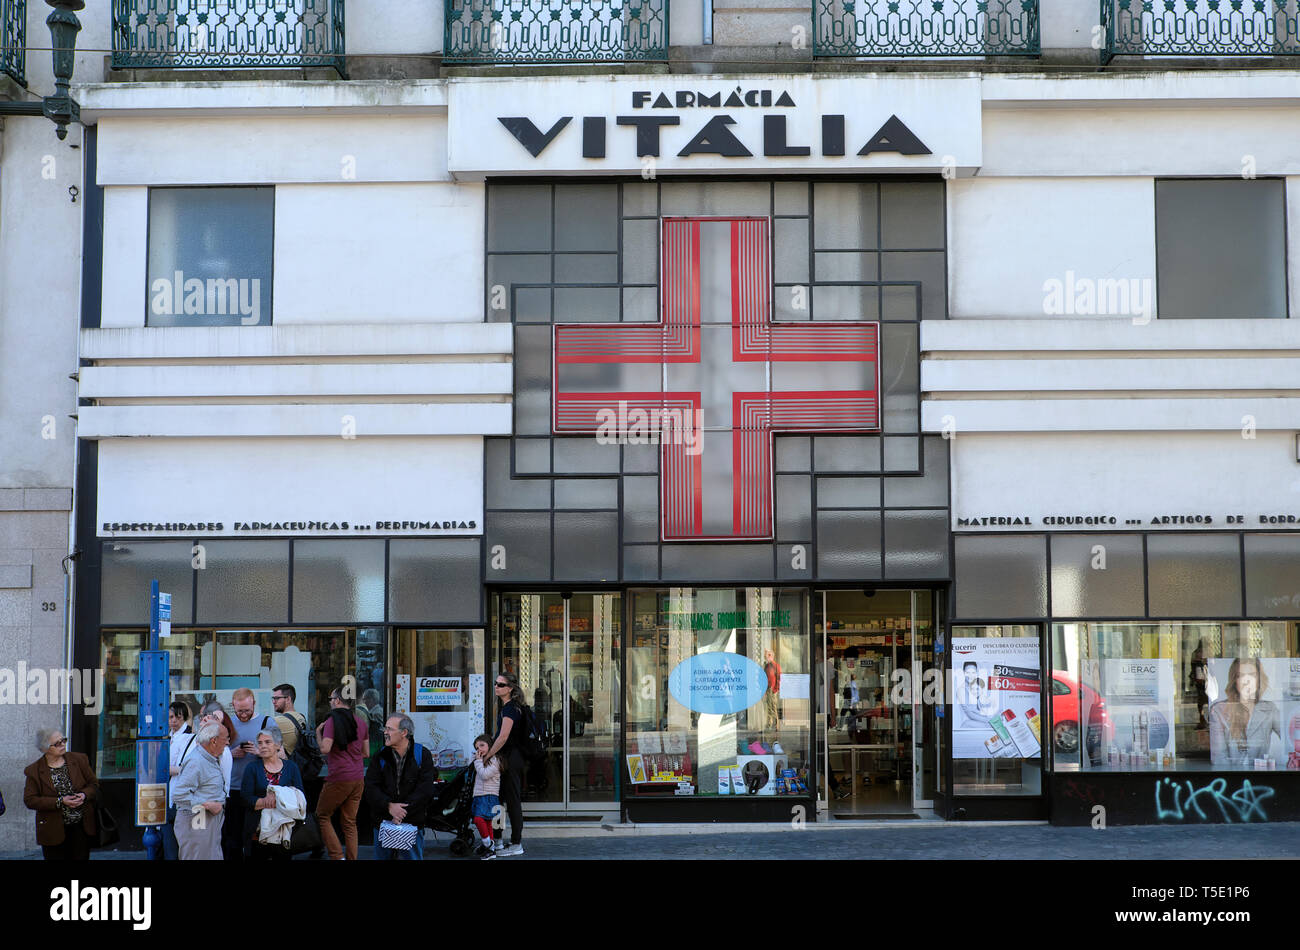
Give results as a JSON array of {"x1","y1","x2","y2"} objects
[
  {"x1": 951, "y1": 637, "x2": 1042, "y2": 760},
  {"x1": 1100, "y1": 659, "x2": 1177, "y2": 766},
  {"x1": 1204, "y1": 658, "x2": 1298, "y2": 768}
]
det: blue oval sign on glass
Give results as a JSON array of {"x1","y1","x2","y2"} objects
[{"x1": 668, "y1": 652, "x2": 769, "y2": 715}]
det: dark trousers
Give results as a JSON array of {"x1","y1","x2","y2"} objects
[
  {"x1": 221, "y1": 794, "x2": 246, "y2": 861},
  {"x1": 249, "y1": 841, "x2": 293, "y2": 861},
  {"x1": 500, "y1": 749, "x2": 525, "y2": 845},
  {"x1": 42, "y1": 821, "x2": 90, "y2": 861},
  {"x1": 160, "y1": 804, "x2": 179, "y2": 859}
]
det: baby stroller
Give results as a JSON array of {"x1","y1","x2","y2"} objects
[{"x1": 425, "y1": 763, "x2": 478, "y2": 856}]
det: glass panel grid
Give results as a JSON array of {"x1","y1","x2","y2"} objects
[{"x1": 1052, "y1": 620, "x2": 1299, "y2": 774}]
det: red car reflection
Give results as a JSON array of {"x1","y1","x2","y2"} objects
[{"x1": 1051, "y1": 674, "x2": 1111, "y2": 762}]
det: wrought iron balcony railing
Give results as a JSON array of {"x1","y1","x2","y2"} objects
[
  {"x1": 2, "y1": 0, "x2": 24, "y2": 86},
  {"x1": 1102, "y1": 0, "x2": 1300, "y2": 58},
  {"x1": 444, "y1": 0, "x2": 669, "y2": 64},
  {"x1": 815, "y1": 0, "x2": 1040, "y2": 56},
  {"x1": 112, "y1": 0, "x2": 346, "y2": 73}
]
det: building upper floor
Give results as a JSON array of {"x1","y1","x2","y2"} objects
[
  {"x1": 66, "y1": 67, "x2": 1300, "y2": 450},
  {"x1": 8, "y1": 0, "x2": 1300, "y2": 97}
]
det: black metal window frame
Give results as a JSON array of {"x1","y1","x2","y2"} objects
[{"x1": 484, "y1": 176, "x2": 951, "y2": 587}]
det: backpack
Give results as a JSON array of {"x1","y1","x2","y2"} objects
[
  {"x1": 379, "y1": 743, "x2": 425, "y2": 791},
  {"x1": 287, "y1": 713, "x2": 324, "y2": 783},
  {"x1": 519, "y1": 704, "x2": 548, "y2": 763},
  {"x1": 380, "y1": 742, "x2": 424, "y2": 771}
]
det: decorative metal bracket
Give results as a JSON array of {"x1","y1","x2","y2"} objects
[{"x1": 0, "y1": 1, "x2": 83, "y2": 140}]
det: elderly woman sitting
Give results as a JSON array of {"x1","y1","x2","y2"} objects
[
  {"x1": 240, "y1": 722, "x2": 305, "y2": 860},
  {"x1": 24, "y1": 728, "x2": 100, "y2": 860}
]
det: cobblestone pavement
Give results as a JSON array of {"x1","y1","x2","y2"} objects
[
  {"x1": 4, "y1": 821, "x2": 1299, "y2": 861},
  {"x1": 465, "y1": 823, "x2": 1300, "y2": 860}
]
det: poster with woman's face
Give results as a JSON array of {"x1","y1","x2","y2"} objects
[
  {"x1": 1205, "y1": 658, "x2": 1295, "y2": 766},
  {"x1": 951, "y1": 638, "x2": 1041, "y2": 760}
]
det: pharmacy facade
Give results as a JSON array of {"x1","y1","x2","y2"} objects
[{"x1": 73, "y1": 69, "x2": 1300, "y2": 829}]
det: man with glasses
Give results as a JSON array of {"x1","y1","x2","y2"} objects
[
  {"x1": 172, "y1": 719, "x2": 230, "y2": 860},
  {"x1": 363, "y1": 714, "x2": 436, "y2": 859},
  {"x1": 224, "y1": 688, "x2": 271, "y2": 861},
  {"x1": 270, "y1": 684, "x2": 303, "y2": 757}
]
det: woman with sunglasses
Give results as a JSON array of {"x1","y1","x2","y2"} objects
[
  {"x1": 24, "y1": 728, "x2": 100, "y2": 860},
  {"x1": 479, "y1": 673, "x2": 527, "y2": 858}
]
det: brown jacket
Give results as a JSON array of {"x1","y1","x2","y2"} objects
[{"x1": 23, "y1": 751, "x2": 99, "y2": 847}]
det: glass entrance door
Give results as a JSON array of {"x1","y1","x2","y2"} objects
[
  {"x1": 496, "y1": 592, "x2": 621, "y2": 809},
  {"x1": 911, "y1": 590, "x2": 939, "y2": 809},
  {"x1": 818, "y1": 590, "x2": 916, "y2": 816}
]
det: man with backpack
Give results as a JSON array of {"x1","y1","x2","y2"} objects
[
  {"x1": 272, "y1": 683, "x2": 325, "y2": 859},
  {"x1": 364, "y1": 714, "x2": 436, "y2": 860},
  {"x1": 316, "y1": 688, "x2": 368, "y2": 860}
]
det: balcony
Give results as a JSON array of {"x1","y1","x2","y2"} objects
[
  {"x1": 2, "y1": 0, "x2": 23, "y2": 86},
  {"x1": 814, "y1": 0, "x2": 1039, "y2": 57},
  {"x1": 112, "y1": 0, "x2": 346, "y2": 74},
  {"x1": 443, "y1": 0, "x2": 669, "y2": 64},
  {"x1": 1102, "y1": 0, "x2": 1300, "y2": 58}
]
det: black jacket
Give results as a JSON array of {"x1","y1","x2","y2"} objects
[{"x1": 363, "y1": 742, "x2": 437, "y2": 827}]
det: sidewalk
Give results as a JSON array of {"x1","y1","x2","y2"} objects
[{"x1": 5, "y1": 820, "x2": 1299, "y2": 860}]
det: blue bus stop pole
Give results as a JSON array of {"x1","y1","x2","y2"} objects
[{"x1": 139, "y1": 579, "x2": 169, "y2": 859}]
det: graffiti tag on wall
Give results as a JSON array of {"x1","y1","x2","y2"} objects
[{"x1": 1154, "y1": 777, "x2": 1274, "y2": 823}]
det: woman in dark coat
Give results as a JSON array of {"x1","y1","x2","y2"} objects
[
  {"x1": 241, "y1": 722, "x2": 305, "y2": 860},
  {"x1": 24, "y1": 727, "x2": 99, "y2": 860}
]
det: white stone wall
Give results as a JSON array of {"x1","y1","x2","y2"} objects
[
  {"x1": 0, "y1": 10, "x2": 84, "y2": 852},
  {"x1": 713, "y1": 0, "x2": 809, "y2": 47}
]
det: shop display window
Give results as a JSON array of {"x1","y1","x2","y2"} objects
[
  {"x1": 1052, "y1": 621, "x2": 1300, "y2": 772},
  {"x1": 626, "y1": 587, "x2": 810, "y2": 799},
  {"x1": 393, "y1": 629, "x2": 486, "y2": 779},
  {"x1": 97, "y1": 627, "x2": 376, "y2": 778},
  {"x1": 98, "y1": 630, "x2": 203, "y2": 779}
]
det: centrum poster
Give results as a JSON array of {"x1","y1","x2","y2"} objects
[{"x1": 951, "y1": 637, "x2": 1042, "y2": 759}]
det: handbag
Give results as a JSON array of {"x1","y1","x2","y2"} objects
[
  {"x1": 287, "y1": 815, "x2": 322, "y2": 856},
  {"x1": 94, "y1": 803, "x2": 120, "y2": 848},
  {"x1": 378, "y1": 820, "x2": 418, "y2": 851}
]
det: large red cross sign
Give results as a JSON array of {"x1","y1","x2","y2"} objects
[{"x1": 553, "y1": 217, "x2": 879, "y2": 541}]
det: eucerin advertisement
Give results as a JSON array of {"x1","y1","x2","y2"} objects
[
  {"x1": 1204, "y1": 658, "x2": 1299, "y2": 768},
  {"x1": 951, "y1": 637, "x2": 1042, "y2": 759},
  {"x1": 1100, "y1": 659, "x2": 1177, "y2": 766}
]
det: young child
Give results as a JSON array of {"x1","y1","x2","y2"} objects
[{"x1": 471, "y1": 734, "x2": 503, "y2": 858}]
